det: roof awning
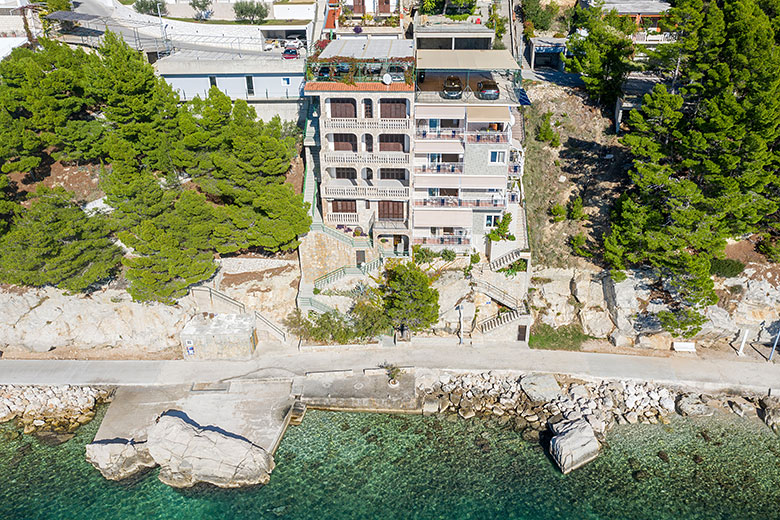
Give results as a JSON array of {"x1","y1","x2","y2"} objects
[
  {"x1": 467, "y1": 105, "x2": 510, "y2": 123},
  {"x1": 414, "y1": 141, "x2": 464, "y2": 154},
  {"x1": 416, "y1": 50, "x2": 521, "y2": 71},
  {"x1": 414, "y1": 105, "x2": 466, "y2": 119},
  {"x1": 414, "y1": 209, "x2": 472, "y2": 228},
  {"x1": 414, "y1": 175, "x2": 505, "y2": 189}
]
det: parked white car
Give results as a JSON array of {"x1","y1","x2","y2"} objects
[{"x1": 285, "y1": 36, "x2": 305, "y2": 49}]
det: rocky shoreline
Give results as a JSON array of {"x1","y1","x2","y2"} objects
[
  {"x1": 0, "y1": 385, "x2": 111, "y2": 444},
  {"x1": 419, "y1": 372, "x2": 780, "y2": 473}
]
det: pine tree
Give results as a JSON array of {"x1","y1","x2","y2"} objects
[
  {"x1": 0, "y1": 187, "x2": 122, "y2": 291},
  {"x1": 382, "y1": 262, "x2": 440, "y2": 332}
]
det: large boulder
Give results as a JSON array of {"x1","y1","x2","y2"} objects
[
  {"x1": 580, "y1": 307, "x2": 614, "y2": 338},
  {"x1": 531, "y1": 268, "x2": 577, "y2": 328},
  {"x1": 147, "y1": 412, "x2": 275, "y2": 488},
  {"x1": 85, "y1": 439, "x2": 156, "y2": 481},
  {"x1": 549, "y1": 418, "x2": 601, "y2": 474},
  {"x1": 675, "y1": 394, "x2": 715, "y2": 417},
  {"x1": 520, "y1": 374, "x2": 561, "y2": 403},
  {"x1": 759, "y1": 396, "x2": 780, "y2": 435}
]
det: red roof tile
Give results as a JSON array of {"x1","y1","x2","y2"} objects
[
  {"x1": 324, "y1": 7, "x2": 339, "y2": 30},
  {"x1": 304, "y1": 81, "x2": 414, "y2": 92}
]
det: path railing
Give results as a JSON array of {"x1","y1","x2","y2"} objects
[
  {"x1": 190, "y1": 286, "x2": 287, "y2": 342},
  {"x1": 472, "y1": 279, "x2": 520, "y2": 310}
]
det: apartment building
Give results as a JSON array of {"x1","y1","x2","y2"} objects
[
  {"x1": 412, "y1": 49, "x2": 525, "y2": 257},
  {"x1": 304, "y1": 39, "x2": 415, "y2": 256},
  {"x1": 304, "y1": 40, "x2": 529, "y2": 261}
]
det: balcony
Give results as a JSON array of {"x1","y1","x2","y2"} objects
[
  {"x1": 373, "y1": 219, "x2": 409, "y2": 231},
  {"x1": 414, "y1": 162, "x2": 464, "y2": 175},
  {"x1": 415, "y1": 128, "x2": 464, "y2": 140},
  {"x1": 322, "y1": 184, "x2": 410, "y2": 200},
  {"x1": 465, "y1": 131, "x2": 509, "y2": 144},
  {"x1": 632, "y1": 32, "x2": 675, "y2": 44},
  {"x1": 326, "y1": 212, "x2": 359, "y2": 225},
  {"x1": 414, "y1": 197, "x2": 506, "y2": 208},
  {"x1": 413, "y1": 236, "x2": 471, "y2": 246},
  {"x1": 324, "y1": 118, "x2": 412, "y2": 131},
  {"x1": 324, "y1": 151, "x2": 410, "y2": 166},
  {"x1": 415, "y1": 72, "x2": 521, "y2": 105}
]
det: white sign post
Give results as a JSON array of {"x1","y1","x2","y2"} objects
[{"x1": 737, "y1": 328, "x2": 749, "y2": 357}]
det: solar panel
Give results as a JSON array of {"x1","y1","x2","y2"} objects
[{"x1": 516, "y1": 88, "x2": 531, "y2": 106}]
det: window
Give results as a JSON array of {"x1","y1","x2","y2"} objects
[
  {"x1": 440, "y1": 188, "x2": 458, "y2": 197},
  {"x1": 330, "y1": 99, "x2": 357, "y2": 118},
  {"x1": 332, "y1": 133, "x2": 357, "y2": 151},
  {"x1": 380, "y1": 99, "x2": 406, "y2": 119},
  {"x1": 209, "y1": 76, "x2": 217, "y2": 87},
  {"x1": 486, "y1": 214, "x2": 501, "y2": 227},
  {"x1": 363, "y1": 99, "x2": 373, "y2": 118},
  {"x1": 332, "y1": 200, "x2": 357, "y2": 213},
  {"x1": 365, "y1": 168, "x2": 373, "y2": 180},
  {"x1": 380, "y1": 168, "x2": 405, "y2": 180},
  {"x1": 364, "y1": 134, "x2": 373, "y2": 153},
  {"x1": 245, "y1": 76, "x2": 254, "y2": 96},
  {"x1": 378, "y1": 201, "x2": 405, "y2": 220},
  {"x1": 379, "y1": 134, "x2": 405, "y2": 152},
  {"x1": 489, "y1": 151, "x2": 506, "y2": 164},
  {"x1": 335, "y1": 168, "x2": 357, "y2": 179}
]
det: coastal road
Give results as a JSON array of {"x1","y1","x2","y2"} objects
[{"x1": 1, "y1": 344, "x2": 778, "y2": 394}]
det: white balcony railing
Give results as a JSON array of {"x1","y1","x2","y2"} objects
[
  {"x1": 323, "y1": 118, "x2": 412, "y2": 131},
  {"x1": 414, "y1": 162, "x2": 464, "y2": 175},
  {"x1": 324, "y1": 151, "x2": 410, "y2": 165},
  {"x1": 415, "y1": 128, "x2": 465, "y2": 140},
  {"x1": 414, "y1": 197, "x2": 506, "y2": 208},
  {"x1": 326, "y1": 212, "x2": 360, "y2": 225},
  {"x1": 322, "y1": 185, "x2": 410, "y2": 199}
]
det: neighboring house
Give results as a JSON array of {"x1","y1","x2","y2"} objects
[
  {"x1": 304, "y1": 39, "x2": 530, "y2": 259},
  {"x1": 614, "y1": 72, "x2": 665, "y2": 133},
  {"x1": 154, "y1": 50, "x2": 306, "y2": 122},
  {"x1": 528, "y1": 37, "x2": 568, "y2": 70},
  {"x1": 0, "y1": 0, "x2": 39, "y2": 39},
  {"x1": 580, "y1": 0, "x2": 673, "y2": 45},
  {"x1": 413, "y1": 14, "x2": 494, "y2": 50},
  {"x1": 322, "y1": 0, "x2": 404, "y2": 40}
]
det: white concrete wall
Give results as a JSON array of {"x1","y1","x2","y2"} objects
[
  {"x1": 163, "y1": 72, "x2": 305, "y2": 101},
  {"x1": 272, "y1": 3, "x2": 315, "y2": 20}
]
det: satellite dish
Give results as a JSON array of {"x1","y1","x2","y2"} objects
[{"x1": 382, "y1": 73, "x2": 392, "y2": 85}]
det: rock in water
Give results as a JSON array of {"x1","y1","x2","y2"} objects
[
  {"x1": 147, "y1": 413, "x2": 275, "y2": 488},
  {"x1": 520, "y1": 374, "x2": 562, "y2": 404},
  {"x1": 548, "y1": 418, "x2": 601, "y2": 474},
  {"x1": 86, "y1": 440, "x2": 156, "y2": 481}
]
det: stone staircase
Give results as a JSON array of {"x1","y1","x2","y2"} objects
[
  {"x1": 189, "y1": 286, "x2": 287, "y2": 343},
  {"x1": 489, "y1": 248, "x2": 527, "y2": 271},
  {"x1": 472, "y1": 279, "x2": 522, "y2": 310},
  {"x1": 479, "y1": 309, "x2": 525, "y2": 334}
]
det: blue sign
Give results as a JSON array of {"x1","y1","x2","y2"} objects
[{"x1": 186, "y1": 345, "x2": 195, "y2": 356}]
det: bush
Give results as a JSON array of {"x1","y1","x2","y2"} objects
[
  {"x1": 536, "y1": 111, "x2": 560, "y2": 147},
  {"x1": 134, "y1": 0, "x2": 166, "y2": 15},
  {"x1": 521, "y1": 0, "x2": 557, "y2": 31},
  {"x1": 550, "y1": 203, "x2": 566, "y2": 222},
  {"x1": 413, "y1": 245, "x2": 437, "y2": 264},
  {"x1": 523, "y1": 20, "x2": 535, "y2": 38},
  {"x1": 568, "y1": 196, "x2": 586, "y2": 221},
  {"x1": 486, "y1": 213, "x2": 515, "y2": 242},
  {"x1": 610, "y1": 269, "x2": 627, "y2": 283},
  {"x1": 498, "y1": 258, "x2": 528, "y2": 277},
  {"x1": 529, "y1": 323, "x2": 591, "y2": 350},
  {"x1": 470, "y1": 252, "x2": 480, "y2": 264},
  {"x1": 553, "y1": 32, "x2": 566, "y2": 38},
  {"x1": 233, "y1": 0, "x2": 267, "y2": 24},
  {"x1": 440, "y1": 249, "x2": 456, "y2": 262},
  {"x1": 190, "y1": 0, "x2": 212, "y2": 20},
  {"x1": 709, "y1": 258, "x2": 745, "y2": 278},
  {"x1": 570, "y1": 233, "x2": 592, "y2": 257}
]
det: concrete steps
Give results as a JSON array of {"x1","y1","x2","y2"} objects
[{"x1": 479, "y1": 309, "x2": 524, "y2": 333}]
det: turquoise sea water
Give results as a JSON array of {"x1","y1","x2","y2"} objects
[{"x1": 1, "y1": 407, "x2": 779, "y2": 520}]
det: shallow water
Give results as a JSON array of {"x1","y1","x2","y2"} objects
[{"x1": 1, "y1": 407, "x2": 779, "y2": 520}]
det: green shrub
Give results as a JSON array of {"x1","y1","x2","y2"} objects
[
  {"x1": 486, "y1": 213, "x2": 515, "y2": 242},
  {"x1": 440, "y1": 249, "x2": 456, "y2": 262},
  {"x1": 312, "y1": 287, "x2": 321, "y2": 295},
  {"x1": 709, "y1": 258, "x2": 745, "y2": 278},
  {"x1": 550, "y1": 203, "x2": 566, "y2": 222},
  {"x1": 610, "y1": 269, "x2": 627, "y2": 283},
  {"x1": 536, "y1": 111, "x2": 560, "y2": 147},
  {"x1": 413, "y1": 245, "x2": 437, "y2": 264},
  {"x1": 498, "y1": 258, "x2": 528, "y2": 277},
  {"x1": 470, "y1": 252, "x2": 480, "y2": 264},
  {"x1": 570, "y1": 233, "x2": 592, "y2": 257},
  {"x1": 528, "y1": 323, "x2": 591, "y2": 350},
  {"x1": 568, "y1": 196, "x2": 586, "y2": 221},
  {"x1": 521, "y1": 0, "x2": 558, "y2": 31}
]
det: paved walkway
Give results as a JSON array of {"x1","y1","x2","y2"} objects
[{"x1": 1, "y1": 343, "x2": 778, "y2": 394}]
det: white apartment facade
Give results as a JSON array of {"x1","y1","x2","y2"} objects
[{"x1": 305, "y1": 41, "x2": 528, "y2": 261}]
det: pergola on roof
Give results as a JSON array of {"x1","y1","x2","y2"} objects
[
  {"x1": 318, "y1": 39, "x2": 414, "y2": 61},
  {"x1": 416, "y1": 49, "x2": 520, "y2": 71}
]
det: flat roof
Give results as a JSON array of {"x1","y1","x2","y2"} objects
[
  {"x1": 0, "y1": 37, "x2": 27, "y2": 60},
  {"x1": 416, "y1": 49, "x2": 520, "y2": 71},
  {"x1": 530, "y1": 37, "x2": 568, "y2": 46},
  {"x1": 583, "y1": 0, "x2": 670, "y2": 15},
  {"x1": 154, "y1": 50, "x2": 304, "y2": 75},
  {"x1": 415, "y1": 23, "x2": 494, "y2": 35},
  {"x1": 318, "y1": 39, "x2": 414, "y2": 60}
]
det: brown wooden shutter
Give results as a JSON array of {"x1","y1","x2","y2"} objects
[
  {"x1": 379, "y1": 134, "x2": 404, "y2": 152},
  {"x1": 335, "y1": 168, "x2": 357, "y2": 179},
  {"x1": 380, "y1": 99, "x2": 406, "y2": 119},
  {"x1": 353, "y1": 0, "x2": 365, "y2": 14},
  {"x1": 333, "y1": 133, "x2": 357, "y2": 151},
  {"x1": 380, "y1": 168, "x2": 405, "y2": 180},
  {"x1": 331, "y1": 99, "x2": 356, "y2": 118},
  {"x1": 333, "y1": 200, "x2": 357, "y2": 213},
  {"x1": 378, "y1": 201, "x2": 404, "y2": 220}
]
